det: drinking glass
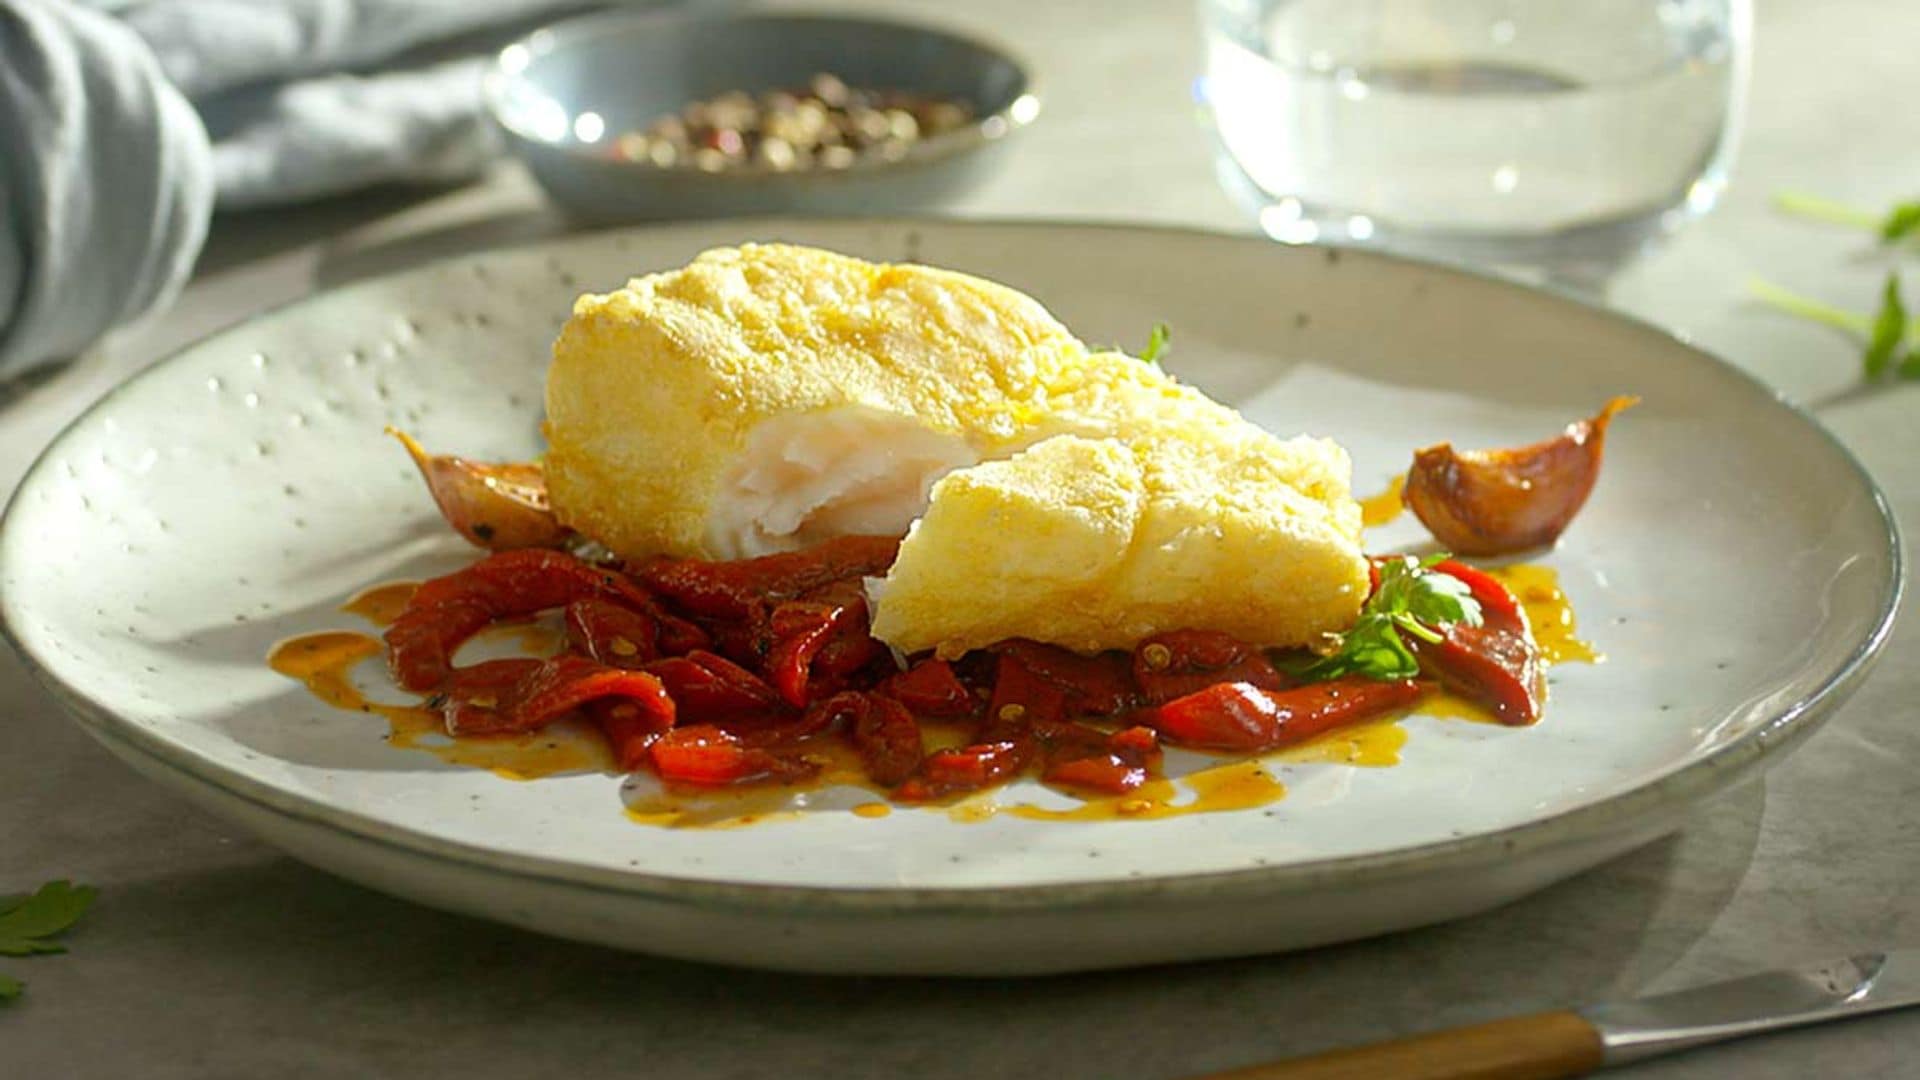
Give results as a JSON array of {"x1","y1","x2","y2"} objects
[{"x1": 1197, "y1": 0, "x2": 1750, "y2": 272}]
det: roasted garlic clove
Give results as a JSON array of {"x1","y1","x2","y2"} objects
[
  {"x1": 1403, "y1": 397, "x2": 1637, "y2": 557},
  {"x1": 389, "y1": 428, "x2": 569, "y2": 550}
]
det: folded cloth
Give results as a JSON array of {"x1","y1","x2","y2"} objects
[
  {"x1": 116, "y1": 0, "x2": 596, "y2": 99},
  {"x1": 0, "y1": 0, "x2": 212, "y2": 377},
  {"x1": 0, "y1": 0, "x2": 676, "y2": 378},
  {"x1": 197, "y1": 57, "x2": 505, "y2": 209},
  {"x1": 118, "y1": 0, "x2": 608, "y2": 208}
]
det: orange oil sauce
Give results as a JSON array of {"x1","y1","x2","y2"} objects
[
  {"x1": 1359, "y1": 475, "x2": 1407, "y2": 528},
  {"x1": 1487, "y1": 563, "x2": 1598, "y2": 664},
  {"x1": 622, "y1": 736, "x2": 876, "y2": 829},
  {"x1": 1399, "y1": 563, "x2": 1594, "y2": 728},
  {"x1": 341, "y1": 581, "x2": 417, "y2": 626},
  {"x1": 1000, "y1": 759, "x2": 1288, "y2": 822},
  {"x1": 1413, "y1": 689, "x2": 1501, "y2": 725},
  {"x1": 267, "y1": 628, "x2": 606, "y2": 780}
]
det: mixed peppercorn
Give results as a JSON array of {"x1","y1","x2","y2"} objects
[{"x1": 612, "y1": 72, "x2": 977, "y2": 172}]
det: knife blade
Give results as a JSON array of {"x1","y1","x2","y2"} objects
[
  {"x1": 1191, "y1": 950, "x2": 1920, "y2": 1080},
  {"x1": 1584, "y1": 950, "x2": 1920, "y2": 1064}
]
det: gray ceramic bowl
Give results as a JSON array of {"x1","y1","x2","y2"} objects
[{"x1": 485, "y1": 9, "x2": 1038, "y2": 221}]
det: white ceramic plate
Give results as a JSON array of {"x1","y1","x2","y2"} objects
[{"x1": 1, "y1": 221, "x2": 1899, "y2": 975}]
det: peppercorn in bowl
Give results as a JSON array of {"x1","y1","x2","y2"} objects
[{"x1": 486, "y1": 10, "x2": 1038, "y2": 221}]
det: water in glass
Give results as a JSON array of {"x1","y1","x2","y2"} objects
[{"x1": 1199, "y1": 0, "x2": 1749, "y2": 270}]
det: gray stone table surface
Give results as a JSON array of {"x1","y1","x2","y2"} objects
[{"x1": 3, "y1": 0, "x2": 1915, "y2": 1076}]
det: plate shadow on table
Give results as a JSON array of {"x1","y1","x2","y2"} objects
[
  {"x1": 20, "y1": 777, "x2": 1760, "y2": 1078},
  {"x1": 136, "y1": 527, "x2": 508, "y2": 773}
]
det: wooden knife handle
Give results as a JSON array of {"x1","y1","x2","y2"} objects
[{"x1": 1190, "y1": 1010, "x2": 1606, "y2": 1080}]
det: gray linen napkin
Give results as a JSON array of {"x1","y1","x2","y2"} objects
[{"x1": 0, "y1": 0, "x2": 672, "y2": 377}]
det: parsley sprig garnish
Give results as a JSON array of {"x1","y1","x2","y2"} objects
[
  {"x1": 1089, "y1": 323, "x2": 1172, "y2": 366},
  {"x1": 1299, "y1": 555, "x2": 1483, "y2": 681},
  {"x1": 1772, "y1": 191, "x2": 1920, "y2": 244},
  {"x1": 0, "y1": 880, "x2": 98, "y2": 1003},
  {"x1": 1751, "y1": 193, "x2": 1920, "y2": 383},
  {"x1": 1865, "y1": 272, "x2": 1913, "y2": 379},
  {"x1": 1139, "y1": 322, "x2": 1171, "y2": 365}
]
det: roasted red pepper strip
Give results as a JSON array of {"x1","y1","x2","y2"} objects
[
  {"x1": 643, "y1": 650, "x2": 783, "y2": 720},
  {"x1": 986, "y1": 651, "x2": 1067, "y2": 728},
  {"x1": 1412, "y1": 560, "x2": 1542, "y2": 725},
  {"x1": 852, "y1": 695, "x2": 923, "y2": 786},
  {"x1": 387, "y1": 597, "x2": 498, "y2": 692},
  {"x1": 637, "y1": 535, "x2": 901, "y2": 619},
  {"x1": 803, "y1": 596, "x2": 886, "y2": 682},
  {"x1": 387, "y1": 550, "x2": 701, "y2": 692},
  {"x1": 883, "y1": 659, "x2": 978, "y2": 718},
  {"x1": 438, "y1": 654, "x2": 674, "y2": 737},
  {"x1": 1132, "y1": 630, "x2": 1286, "y2": 704},
  {"x1": 649, "y1": 725, "x2": 819, "y2": 786},
  {"x1": 1149, "y1": 677, "x2": 1421, "y2": 752},
  {"x1": 765, "y1": 600, "x2": 861, "y2": 707},
  {"x1": 433, "y1": 658, "x2": 540, "y2": 734},
  {"x1": 1431, "y1": 559, "x2": 1523, "y2": 622},
  {"x1": 894, "y1": 659, "x2": 1041, "y2": 802},
  {"x1": 992, "y1": 640, "x2": 1136, "y2": 717},
  {"x1": 733, "y1": 697, "x2": 841, "y2": 746},
  {"x1": 1038, "y1": 722, "x2": 1161, "y2": 794},
  {"x1": 589, "y1": 699, "x2": 673, "y2": 772},
  {"x1": 894, "y1": 737, "x2": 1030, "y2": 802},
  {"x1": 696, "y1": 604, "x2": 776, "y2": 670},
  {"x1": 565, "y1": 597, "x2": 660, "y2": 668},
  {"x1": 808, "y1": 691, "x2": 923, "y2": 786},
  {"x1": 407, "y1": 549, "x2": 649, "y2": 614}
]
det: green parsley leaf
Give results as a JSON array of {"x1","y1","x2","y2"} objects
[
  {"x1": 1408, "y1": 567, "x2": 1477, "y2": 626},
  {"x1": 1299, "y1": 556, "x2": 1482, "y2": 682},
  {"x1": 1864, "y1": 272, "x2": 1908, "y2": 380},
  {"x1": 1879, "y1": 201, "x2": 1920, "y2": 244},
  {"x1": 0, "y1": 881, "x2": 96, "y2": 1003},
  {"x1": 0, "y1": 881, "x2": 96, "y2": 946},
  {"x1": 1140, "y1": 322, "x2": 1171, "y2": 365}
]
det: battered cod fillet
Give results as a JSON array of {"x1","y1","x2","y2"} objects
[
  {"x1": 868, "y1": 423, "x2": 1367, "y2": 657},
  {"x1": 544, "y1": 242, "x2": 1368, "y2": 654},
  {"x1": 546, "y1": 242, "x2": 1090, "y2": 560}
]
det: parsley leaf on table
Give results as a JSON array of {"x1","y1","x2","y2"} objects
[
  {"x1": 0, "y1": 881, "x2": 97, "y2": 954},
  {"x1": 0, "y1": 881, "x2": 98, "y2": 1003},
  {"x1": 1299, "y1": 555, "x2": 1483, "y2": 682},
  {"x1": 1865, "y1": 271, "x2": 1909, "y2": 379}
]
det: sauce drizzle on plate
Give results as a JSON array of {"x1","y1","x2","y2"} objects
[{"x1": 1359, "y1": 475, "x2": 1407, "y2": 527}]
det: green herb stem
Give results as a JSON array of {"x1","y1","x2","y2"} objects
[
  {"x1": 1394, "y1": 614, "x2": 1444, "y2": 644},
  {"x1": 1772, "y1": 191, "x2": 1881, "y2": 231},
  {"x1": 1746, "y1": 277, "x2": 1873, "y2": 338}
]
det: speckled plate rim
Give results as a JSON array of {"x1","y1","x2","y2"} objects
[{"x1": 0, "y1": 219, "x2": 1902, "y2": 917}]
